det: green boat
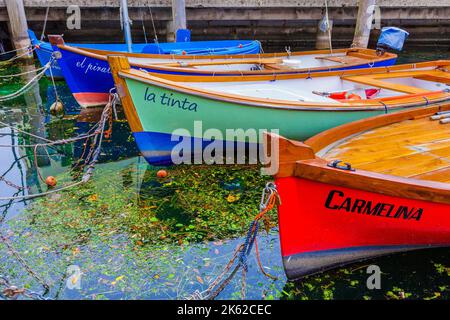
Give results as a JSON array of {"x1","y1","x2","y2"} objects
[{"x1": 108, "y1": 56, "x2": 450, "y2": 165}]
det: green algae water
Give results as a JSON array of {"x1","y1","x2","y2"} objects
[{"x1": 0, "y1": 48, "x2": 449, "y2": 300}]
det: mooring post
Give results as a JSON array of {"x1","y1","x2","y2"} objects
[
  {"x1": 168, "y1": 0, "x2": 187, "y2": 42},
  {"x1": 352, "y1": 0, "x2": 377, "y2": 48},
  {"x1": 5, "y1": 0, "x2": 33, "y2": 59}
]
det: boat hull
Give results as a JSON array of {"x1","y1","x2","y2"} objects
[
  {"x1": 124, "y1": 78, "x2": 399, "y2": 165},
  {"x1": 29, "y1": 30, "x2": 148, "y2": 79},
  {"x1": 55, "y1": 46, "x2": 395, "y2": 107},
  {"x1": 29, "y1": 29, "x2": 261, "y2": 83},
  {"x1": 275, "y1": 176, "x2": 450, "y2": 280}
]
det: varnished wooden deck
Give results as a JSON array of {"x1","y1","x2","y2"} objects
[{"x1": 323, "y1": 116, "x2": 450, "y2": 183}]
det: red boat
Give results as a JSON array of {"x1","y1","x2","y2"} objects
[{"x1": 264, "y1": 105, "x2": 450, "y2": 280}]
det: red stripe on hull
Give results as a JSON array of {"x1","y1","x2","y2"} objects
[
  {"x1": 73, "y1": 93, "x2": 110, "y2": 107},
  {"x1": 275, "y1": 177, "x2": 450, "y2": 259}
]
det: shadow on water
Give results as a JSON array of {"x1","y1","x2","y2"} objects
[{"x1": 0, "y1": 50, "x2": 449, "y2": 300}]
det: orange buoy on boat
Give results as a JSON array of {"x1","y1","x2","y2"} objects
[
  {"x1": 45, "y1": 176, "x2": 57, "y2": 187},
  {"x1": 157, "y1": 170, "x2": 168, "y2": 178}
]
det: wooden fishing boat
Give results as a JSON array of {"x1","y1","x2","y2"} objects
[
  {"x1": 48, "y1": 35, "x2": 397, "y2": 107},
  {"x1": 264, "y1": 105, "x2": 450, "y2": 279},
  {"x1": 29, "y1": 30, "x2": 260, "y2": 79},
  {"x1": 108, "y1": 56, "x2": 450, "y2": 166}
]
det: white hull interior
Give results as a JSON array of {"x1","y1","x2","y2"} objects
[
  {"x1": 127, "y1": 52, "x2": 348, "y2": 71},
  {"x1": 184, "y1": 67, "x2": 445, "y2": 103}
]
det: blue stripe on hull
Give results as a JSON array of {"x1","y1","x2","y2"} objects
[{"x1": 134, "y1": 131, "x2": 259, "y2": 166}]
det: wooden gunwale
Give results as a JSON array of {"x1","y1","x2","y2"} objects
[
  {"x1": 137, "y1": 60, "x2": 450, "y2": 83},
  {"x1": 58, "y1": 44, "x2": 398, "y2": 75},
  {"x1": 269, "y1": 105, "x2": 450, "y2": 205},
  {"x1": 117, "y1": 65, "x2": 450, "y2": 111},
  {"x1": 108, "y1": 56, "x2": 143, "y2": 132}
]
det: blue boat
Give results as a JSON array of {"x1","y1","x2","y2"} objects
[
  {"x1": 28, "y1": 30, "x2": 261, "y2": 79},
  {"x1": 29, "y1": 30, "x2": 149, "y2": 78}
]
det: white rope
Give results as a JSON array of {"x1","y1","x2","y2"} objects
[
  {"x1": 40, "y1": 5, "x2": 50, "y2": 41},
  {"x1": 325, "y1": 0, "x2": 333, "y2": 54},
  {"x1": 0, "y1": 181, "x2": 84, "y2": 201},
  {"x1": 0, "y1": 58, "x2": 50, "y2": 102},
  {"x1": 148, "y1": 5, "x2": 161, "y2": 53},
  {"x1": 0, "y1": 121, "x2": 53, "y2": 143},
  {"x1": 0, "y1": 99, "x2": 114, "y2": 201},
  {"x1": 140, "y1": 7, "x2": 148, "y2": 44},
  {"x1": 0, "y1": 47, "x2": 35, "y2": 65},
  {"x1": 0, "y1": 45, "x2": 33, "y2": 57},
  {"x1": 0, "y1": 64, "x2": 48, "y2": 79}
]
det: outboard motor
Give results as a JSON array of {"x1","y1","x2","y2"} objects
[
  {"x1": 176, "y1": 29, "x2": 191, "y2": 43},
  {"x1": 376, "y1": 27, "x2": 409, "y2": 56}
]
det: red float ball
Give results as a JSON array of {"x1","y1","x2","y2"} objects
[
  {"x1": 156, "y1": 170, "x2": 168, "y2": 178},
  {"x1": 45, "y1": 176, "x2": 57, "y2": 187}
]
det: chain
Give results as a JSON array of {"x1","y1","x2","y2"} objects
[
  {"x1": 0, "y1": 234, "x2": 50, "y2": 291},
  {"x1": 187, "y1": 182, "x2": 279, "y2": 300},
  {"x1": 0, "y1": 274, "x2": 52, "y2": 300},
  {"x1": 0, "y1": 175, "x2": 27, "y2": 191}
]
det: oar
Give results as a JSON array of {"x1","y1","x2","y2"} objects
[
  {"x1": 440, "y1": 117, "x2": 450, "y2": 124},
  {"x1": 152, "y1": 57, "x2": 283, "y2": 68},
  {"x1": 431, "y1": 113, "x2": 450, "y2": 120}
]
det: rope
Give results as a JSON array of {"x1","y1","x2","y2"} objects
[
  {"x1": 141, "y1": 8, "x2": 148, "y2": 44},
  {"x1": 187, "y1": 182, "x2": 279, "y2": 300},
  {"x1": 0, "y1": 121, "x2": 53, "y2": 143},
  {"x1": 148, "y1": 6, "x2": 161, "y2": 53},
  {"x1": 40, "y1": 5, "x2": 50, "y2": 41},
  {"x1": 0, "y1": 56, "x2": 51, "y2": 102},
  {"x1": 0, "y1": 64, "x2": 48, "y2": 79},
  {"x1": 0, "y1": 45, "x2": 33, "y2": 57},
  {"x1": 325, "y1": 0, "x2": 333, "y2": 54},
  {"x1": 0, "y1": 46, "x2": 35, "y2": 66},
  {"x1": 0, "y1": 94, "x2": 115, "y2": 202}
]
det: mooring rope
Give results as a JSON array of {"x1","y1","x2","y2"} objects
[
  {"x1": 0, "y1": 64, "x2": 49, "y2": 79},
  {"x1": 187, "y1": 182, "x2": 279, "y2": 300},
  {"x1": 0, "y1": 45, "x2": 33, "y2": 57},
  {"x1": 0, "y1": 58, "x2": 52, "y2": 102},
  {"x1": 0, "y1": 46, "x2": 36, "y2": 66},
  {"x1": 0, "y1": 94, "x2": 115, "y2": 202},
  {"x1": 40, "y1": 5, "x2": 50, "y2": 41}
]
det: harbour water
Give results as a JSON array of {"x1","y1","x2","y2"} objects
[{"x1": 0, "y1": 48, "x2": 449, "y2": 300}]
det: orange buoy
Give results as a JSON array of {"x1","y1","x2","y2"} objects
[
  {"x1": 157, "y1": 170, "x2": 168, "y2": 178},
  {"x1": 182, "y1": 50, "x2": 187, "y2": 55},
  {"x1": 45, "y1": 176, "x2": 57, "y2": 187}
]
